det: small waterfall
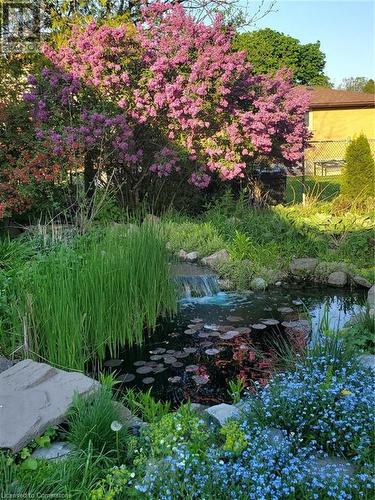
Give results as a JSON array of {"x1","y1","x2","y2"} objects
[
  {"x1": 176, "y1": 274, "x2": 221, "y2": 298},
  {"x1": 171, "y1": 263, "x2": 221, "y2": 298}
]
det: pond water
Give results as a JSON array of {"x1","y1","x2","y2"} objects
[{"x1": 104, "y1": 279, "x2": 365, "y2": 406}]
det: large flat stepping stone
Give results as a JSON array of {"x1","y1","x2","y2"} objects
[
  {"x1": 204, "y1": 403, "x2": 240, "y2": 426},
  {"x1": 0, "y1": 359, "x2": 98, "y2": 452}
]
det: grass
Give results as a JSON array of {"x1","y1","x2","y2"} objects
[
  {"x1": 162, "y1": 193, "x2": 374, "y2": 290},
  {"x1": 286, "y1": 175, "x2": 342, "y2": 204},
  {"x1": 6, "y1": 223, "x2": 177, "y2": 370}
]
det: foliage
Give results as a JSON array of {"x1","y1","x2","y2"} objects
[
  {"x1": 22, "y1": 3, "x2": 310, "y2": 213},
  {"x1": 227, "y1": 377, "x2": 247, "y2": 403},
  {"x1": 341, "y1": 134, "x2": 375, "y2": 200},
  {"x1": 7, "y1": 224, "x2": 176, "y2": 369},
  {"x1": 122, "y1": 389, "x2": 171, "y2": 424},
  {"x1": 235, "y1": 28, "x2": 330, "y2": 86},
  {"x1": 338, "y1": 76, "x2": 375, "y2": 93},
  {"x1": 67, "y1": 386, "x2": 129, "y2": 459},
  {"x1": 343, "y1": 308, "x2": 375, "y2": 354}
]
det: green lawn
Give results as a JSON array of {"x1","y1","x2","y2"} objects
[{"x1": 286, "y1": 175, "x2": 342, "y2": 204}]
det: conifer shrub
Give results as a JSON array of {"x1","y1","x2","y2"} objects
[{"x1": 341, "y1": 134, "x2": 375, "y2": 200}]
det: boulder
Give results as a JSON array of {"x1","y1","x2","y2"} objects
[
  {"x1": 358, "y1": 354, "x2": 375, "y2": 370},
  {"x1": 249, "y1": 277, "x2": 267, "y2": 291},
  {"x1": 204, "y1": 403, "x2": 240, "y2": 426},
  {"x1": 0, "y1": 359, "x2": 99, "y2": 452},
  {"x1": 0, "y1": 357, "x2": 14, "y2": 374},
  {"x1": 178, "y1": 249, "x2": 188, "y2": 260},
  {"x1": 352, "y1": 275, "x2": 372, "y2": 288},
  {"x1": 31, "y1": 441, "x2": 74, "y2": 461},
  {"x1": 201, "y1": 249, "x2": 230, "y2": 268},
  {"x1": 368, "y1": 285, "x2": 375, "y2": 308},
  {"x1": 290, "y1": 258, "x2": 318, "y2": 276},
  {"x1": 185, "y1": 251, "x2": 199, "y2": 263},
  {"x1": 327, "y1": 271, "x2": 347, "y2": 287},
  {"x1": 306, "y1": 456, "x2": 355, "y2": 479}
]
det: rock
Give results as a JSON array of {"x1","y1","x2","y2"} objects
[
  {"x1": 266, "y1": 428, "x2": 287, "y2": 447},
  {"x1": 352, "y1": 275, "x2": 372, "y2": 288},
  {"x1": 0, "y1": 357, "x2": 15, "y2": 374},
  {"x1": 190, "y1": 403, "x2": 209, "y2": 414},
  {"x1": 0, "y1": 359, "x2": 99, "y2": 452},
  {"x1": 250, "y1": 277, "x2": 267, "y2": 291},
  {"x1": 358, "y1": 354, "x2": 375, "y2": 370},
  {"x1": 368, "y1": 285, "x2": 375, "y2": 308},
  {"x1": 114, "y1": 402, "x2": 145, "y2": 434},
  {"x1": 307, "y1": 456, "x2": 355, "y2": 479},
  {"x1": 204, "y1": 403, "x2": 240, "y2": 426},
  {"x1": 290, "y1": 258, "x2": 318, "y2": 276},
  {"x1": 31, "y1": 441, "x2": 74, "y2": 461},
  {"x1": 201, "y1": 249, "x2": 230, "y2": 268},
  {"x1": 178, "y1": 249, "x2": 188, "y2": 260},
  {"x1": 185, "y1": 251, "x2": 199, "y2": 263},
  {"x1": 218, "y1": 279, "x2": 234, "y2": 291},
  {"x1": 327, "y1": 271, "x2": 347, "y2": 287}
]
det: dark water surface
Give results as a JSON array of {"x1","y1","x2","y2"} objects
[{"x1": 104, "y1": 286, "x2": 365, "y2": 405}]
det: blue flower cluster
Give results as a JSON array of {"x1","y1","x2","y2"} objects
[
  {"x1": 244, "y1": 353, "x2": 375, "y2": 460},
  {"x1": 132, "y1": 352, "x2": 374, "y2": 499}
]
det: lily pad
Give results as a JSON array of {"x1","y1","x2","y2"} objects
[
  {"x1": 166, "y1": 349, "x2": 176, "y2": 354},
  {"x1": 142, "y1": 377, "x2": 155, "y2": 384},
  {"x1": 226, "y1": 315, "x2": 244, "y2": 322},
  {"x1": 277, "y1": 307, "x2": 294, "y2": 314},
  {"x1": 261, "y1": 319, "x2": 280, "y2": 326},
  {"x1": 164, "y1": 356, "x2": 177, "y2": 364},
  {"x1": 174, "y1": 351, "x2": 190, "y2": 359},
  {"x1": 184, "y1": 347, "x2": 197, "y2": 354},
  {"x1": 191, "y1": 318, "x2": 203, "y2": 323},
  {"x1": 184, "y1": 329, "x2": 196, "y2": 335},
  {"x1": 150, "y1": 355, "x2": 163, "y2": 361},
  {"x1": 292, "y1": 299, "x2": 303, "y2": 306},
  {"x1": 133, "y1": 360, "x2": 146, "y2": 367},
  {"x1": 236, "y1": 327, "x2": 251, "y2": 334},
  {"x1": 219, "y1": 331, "x2": 239, "y2": 340},
  {"x1": 185, "y1": 364, "x2": 199, "y2": 373},
  {"x1": 199, "y1": 341, "x2": 213, "y2": 347},
  {"x1": 117, "y1": 373, "x2": 136, "y2": 383},
  {"x1": 251, "y1": 323, "x2": 267, "y2": 330},
  {"x1": 168, "y1": 376, "x2": 181, "y2": 384},
  {"x1": 136, "y1": 366, "x2": 154, "y2": 375},
  {"x1": 149, "y1": 348, "x2": 166, "y2": 355},
  {"x1": 104, "y1": 359, "x2": 124, "y2": 368},
  {"x1": 172, "y1": 361, "x2": 184, "y2": 368},
  {"x1": 198, "y1": 332, "x2": 210, "y2": 338},
  {"x1": 205, "y1": 348, "x2": 220, "y2": 356},
  {"x1": 153, "y1": 366, "x2": 167, "y2": 374}
]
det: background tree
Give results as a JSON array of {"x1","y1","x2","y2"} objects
[
  {"x1": 234, "y1": 28, "x2": 330, "y2": 86},
  {"x1": 338, "y1": 77, "x2": 375, "y2": 93},
  {"x1": 21, "y1": 4, "x2": 309, "y2": 216},
  {"x1": 341, "y1": 134, "x2": 375, "y2": 200}
]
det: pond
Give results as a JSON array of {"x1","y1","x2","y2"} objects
[{"x1": 103, "y1": 271, "x2": 366, "y2": 406}]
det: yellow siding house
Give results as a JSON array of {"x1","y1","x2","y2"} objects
[{"x1": 304, "y1": 87, "x2": 375, "y2": 175}]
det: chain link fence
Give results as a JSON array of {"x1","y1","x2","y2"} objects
[{"x1": 304, "y1": 139, "x2": 375, "y2": 176}]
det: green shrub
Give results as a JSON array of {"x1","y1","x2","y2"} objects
[
  {"x1": 67, "y1": 386, "x2": 129, "y2": 459},
  {"x1": 341, "y1": 134, "x2": 375, "y2": 200}
]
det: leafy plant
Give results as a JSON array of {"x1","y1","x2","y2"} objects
[
  {"x1": 341, "y1": 134, "x2": 375, "y2": 200},
  {"x1": 122, "y1": 388, "x2": 171, "y2": 424},
  {"x1": 227, "y1": 377, "x2": 246, "y2": 404}
]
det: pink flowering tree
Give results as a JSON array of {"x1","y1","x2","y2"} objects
[{"x1": 24, "y1": 3, "x2": 310, "y2": 208}]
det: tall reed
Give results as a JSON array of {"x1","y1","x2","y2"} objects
[{"x1": 12, "y1": 224, "x2": 177, "y2": 370}]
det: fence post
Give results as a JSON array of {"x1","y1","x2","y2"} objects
[{"x1": 302, "y1": 153, "x2": 306, "y2": 206}]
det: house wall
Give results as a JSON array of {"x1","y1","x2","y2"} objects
[{"x1": 309, "y1": 107, "x2": 375, "y2": 140}]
